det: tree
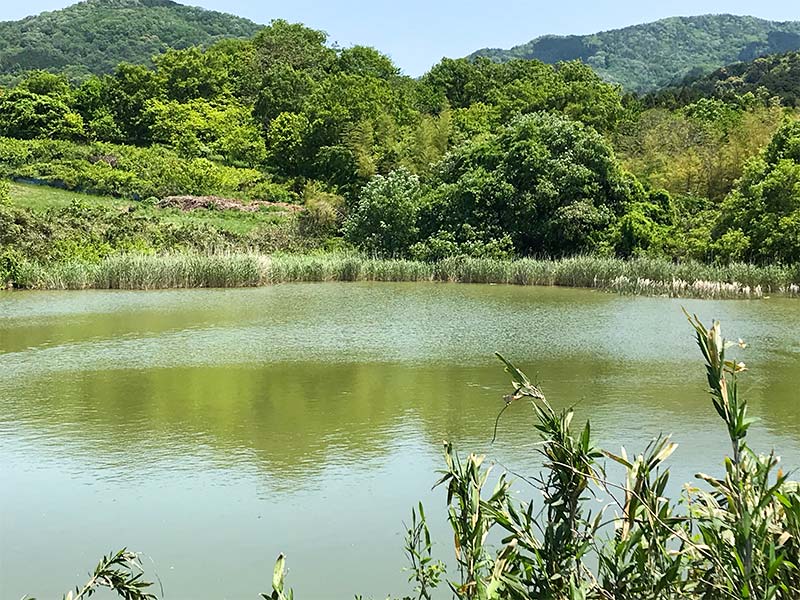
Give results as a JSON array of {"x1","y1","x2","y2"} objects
[
  {"x1": 265, "y1": 111, "x2": 312, "y2": 176},
  {"x1": 205, "y1": 39, "x2": 261, "y2": 102},
  {"x1": 154, "y1": 48, "x2": 228, "y2": 102},
  {"x1": 422, "y1": 57, "x2": 624, "y2": 131},
  {"x1": 337, "y1": 46, "x2": 399, "y2": 79},
  {"x1": 0, "y1": 88, "x2": 84, "y2": 139},
  {"x1": 146, "y1": 98, "x2": 266, "y2": 165},
  {"x1": 343, "y1": 168, "x2": 423, "y2": 256},
  {"x1": 252, "y1": 20, "x2": 335, "y2": 75},
  {"x1": 98, "y1": 64, "x2": 160, "y2": 143},
  {"x1": 254, "y1": 64, "x2": 316, "y2": 126},
  {"x1": 16, "y1": 70, "x2": 72, "y2": 98},
  {"x1": 422, "y1": 58, "x2": 494, "y2": 109},
  {"x1": 616, "y1": 103, "x2": 784, "y2": 202},
  {"x1": 423, "y1": 112, "x2": 641, "y2": 256},
  {"x1": 715, "y1": 154, "x2": 800, "y2": 264}
]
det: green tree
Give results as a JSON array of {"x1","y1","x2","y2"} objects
[
  {"x1": 716, "y1": 157, "x2": 800, "y2": 264},
  {"x1": 101, "y1": 64, "x2": 160, "y2": 143},
  {"x1": 205, "y1": 39, "x2": 261, "y2": 102},
  {"x1": 154, "y1": 47, "x2": 228, "y2": 102},
  {"x1": 16, "y1": 70, "x2": 72, "y2": 98},
  {"x1": 0, "y1": 88, "x2": 84, "y2": 139},
  {"x1": 337, "y1": 46, "x2": 399, "y2": 79},
  {"x1": 146, "y1": 98, "x2": 266, "y2": 166},
  {"x1": 710, "y1": 120, "x2": 800, "y2": 264},
  {"x1": 423, "y1": 112, "x2": 641, "y2": 256},
  {"x1": 343, "y1": 168, "x2": 423, "y2": 255},
  {"x1": 254, "y1": 64, "x2": 317, "y2": 126},
  {"x1": 265, "y1": 111, "x2": 312, "y2": 176},
  {"x1": 252, "y1": 20, "x2": 335, "y2": 75},
  {"x1": 422, "y1": 57, "x2": 624, "y2": 131}
]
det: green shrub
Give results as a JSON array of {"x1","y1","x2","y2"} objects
[
  {"x1": 0, "y1": 247, "x2": 22, "y2": 286},
  {"x1": 410, "y1": 226, "x2": 515, "y2": 261},
  {"x1": 343, "y1": 168, "x2": 423, "y2": 256},
  {"x1": 0, "y1": 137, "x2": 281, "y2": 200}
]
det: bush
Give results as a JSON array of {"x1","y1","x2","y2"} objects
[
  {"x1": 0, "y1": 137, "x2": 279, "y2": 200},
  {"x1": 0, "y1": 247, "x2": 23, "y2": 286},
  {"x1": 343, "y1": 168, "x2": 423, "y2": 256},
  {"x1": 410, "y1": 225, "x2": 514, "y2": 261},
  {"x1": 297, "y1": 187, "x2": 342, "y2": 239}
]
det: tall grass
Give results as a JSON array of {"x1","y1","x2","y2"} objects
[
  {"x1": 11, "y1": 252, "x2": 800, "y2": 298},
  {"x1": 15, "y1": 253, "x2": 267, "y2": 290}
]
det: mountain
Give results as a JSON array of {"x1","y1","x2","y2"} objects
[
  {"x1": 0, "y1": 0, "x2": 261, "y2": 83},
  {"x1": 650, "y1": 51, "x2": 800, "y2": 107},
  {"x1": 469, "y1": 15, "x2": 800, "y2": 93}
]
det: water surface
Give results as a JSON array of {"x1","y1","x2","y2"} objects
[{"x1": 1, "y1": 283, "x2": 798, "y2": 599}]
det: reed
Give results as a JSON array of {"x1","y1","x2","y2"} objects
[
  {"x1": 11, "y1": 252, "x2": 800, "y2": 298},
  {"x1": 15, "y1": 253, "x2": 267, "y2": 290}
]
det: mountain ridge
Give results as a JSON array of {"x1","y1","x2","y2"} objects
[
  {"x1": 0, "y1": 0, "x2": 261, "y2": 83},
  {"x1": 469, "y1": 14, "x2": 800, "y2": 92}
]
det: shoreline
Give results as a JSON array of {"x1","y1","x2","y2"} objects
[{"x1": 5, "y1": 253, "x2": 799, "y2": 299}]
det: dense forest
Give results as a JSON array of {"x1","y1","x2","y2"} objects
[
  {"x1": 471, "y1": 15, "x2": 800, "y2": 92},
  {"x1": 650, "y1": 50, "x2": 800, "y2": 108},
  {"x1": 1, "y1": 11, "x2": 799, "y2": 282},
  {"x1": 0, "y1": 0, "x2": 260, "y2": 84}
]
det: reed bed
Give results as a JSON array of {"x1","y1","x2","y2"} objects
[
  {"x1": 11, "y1": 253, "x2": 800, "y2": 298},
  {"x1": 15, "y1": 253, "x2": 267, "y2": 290}
]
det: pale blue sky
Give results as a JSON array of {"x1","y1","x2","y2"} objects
[{"x1": 2, "y1": 0, "x2": 799, "y2": 75}]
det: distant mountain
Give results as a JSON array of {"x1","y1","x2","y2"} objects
[
  {"x1": 0, "y1": 0, "x2": 261, "y2": 83},
  {"x1": 650, "y1": 51, "x2": 800, "y2": 107},
  {"x1": 469, "y1": 15, "x2": 800, "y2": 93}
]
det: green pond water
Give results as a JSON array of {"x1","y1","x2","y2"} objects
[{"x1": 1, "y1": 283, "x2": 799, "y2": 599}]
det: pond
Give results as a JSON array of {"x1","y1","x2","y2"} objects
[{"x1": 1, "y1": 283, "x2": 799, "y2": 599}]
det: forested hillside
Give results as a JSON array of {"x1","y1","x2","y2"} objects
[
  {"x1": 649, "y1": 51, "x2": 800, "y2": 108},
  {"x1": 0, "y1": 0, "x2": 260, "y2": 84},
  {"x1": 1, "y1": 15, "x2": 799, "y2": 281},
  {"x1": 470, "y1": 15, "x2": 800, "y2": 92}
]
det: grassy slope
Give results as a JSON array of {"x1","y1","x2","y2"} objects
[
  {"x1": 9, "y1": 181, "x2": 131, "y2": 210},
  {"x1": 8, "y1": 182, "x2": 288, "y2": 235}
]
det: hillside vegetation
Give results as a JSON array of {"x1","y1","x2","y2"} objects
[
  {"x1": 650, "y1": 50, "x2": 800, "y2": 108},
  {"x1": 0, "y1": 0, "x2": 260, "y2": 84},
  {"x1": 470, "y1": 14, "x2": 800, "y2": 92},
  {"x1": 1, "y1": 14, "x2": 799, "y2": 288}
]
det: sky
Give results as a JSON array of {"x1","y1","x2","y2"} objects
[{"x1": 1, "y1": 0, "x2": 799, "y2": 76}]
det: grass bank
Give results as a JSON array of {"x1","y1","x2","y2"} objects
[
  {"x1": 9, "y1": 253, "x2": 800, "y2": 298},
  {"x1": 8, "y1": 181, "x2": 292, "y2": 236}
]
